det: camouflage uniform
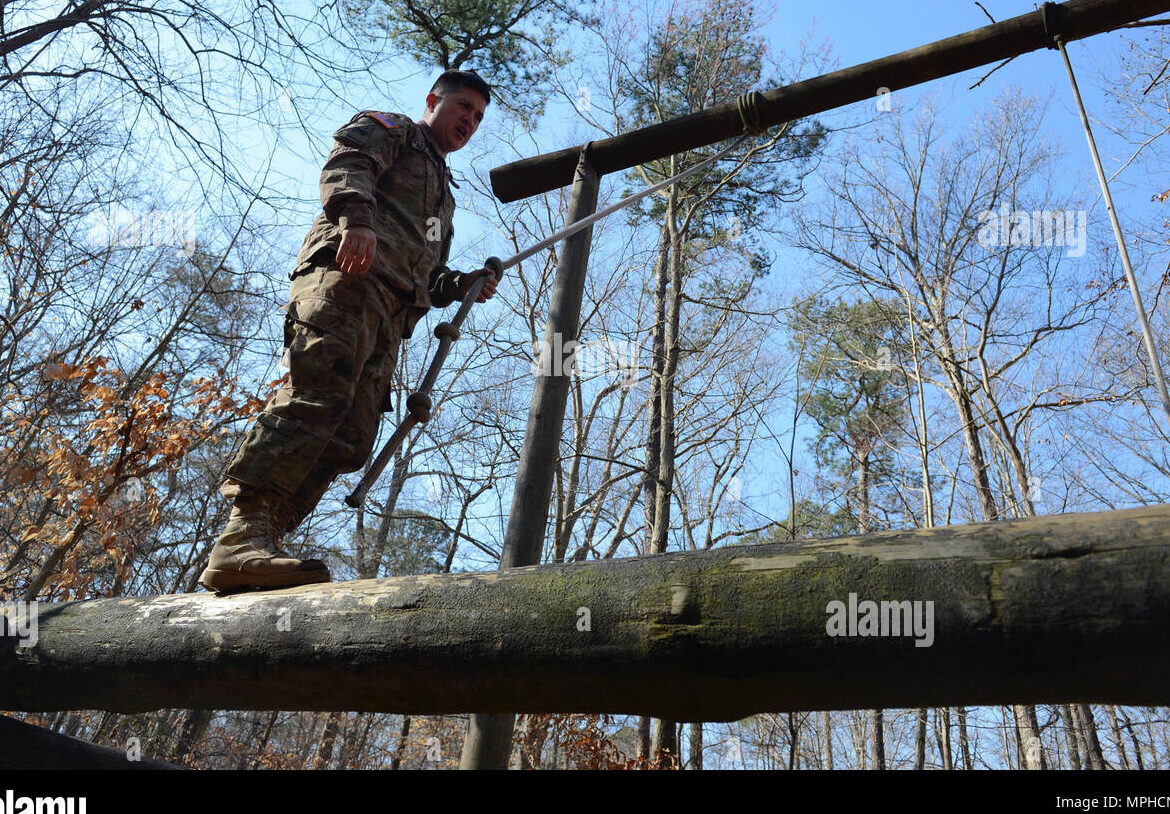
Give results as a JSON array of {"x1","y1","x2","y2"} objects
[{"x1": 222, "y1": 111, "x2": 466, "y2": 530}]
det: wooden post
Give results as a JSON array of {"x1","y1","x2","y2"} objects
[
  {"x1": 488, "y1": 0, "x2": 1170, "y2": 202},
  {"x1": 459, "y1": 148, "x2": 602, "y2": 769}
]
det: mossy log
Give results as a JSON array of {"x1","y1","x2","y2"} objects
[{"x1": 3, "y1": 506, "x2": 1169, "y2": 719}]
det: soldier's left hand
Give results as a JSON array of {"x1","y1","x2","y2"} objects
[
  {"x1": 461, "y1": 268, "x2": 499, "y2": 303},
  {"x1": 337, "y1": 226, "x2": 377, "y2": 274}
]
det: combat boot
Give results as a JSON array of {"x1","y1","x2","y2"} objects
[{"x1": 198, "y1": 493, "x2": 330, "y2": 592}]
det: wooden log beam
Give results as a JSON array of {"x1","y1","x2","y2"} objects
[
  {"x1": 489, "y1": 0, "x2": 1170, "y2": 202},
  {"x1": 0, "y1": 715, "x2": 180, "y2": 770},
  {"x1": 3, "y1": 505, "x2": 1170, "y2": 719}
]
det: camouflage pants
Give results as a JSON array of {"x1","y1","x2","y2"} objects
[{"x1": 222, "y1": 264, "x2": 420, "y2": 529}]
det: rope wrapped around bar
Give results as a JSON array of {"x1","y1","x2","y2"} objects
[
  {"x1": 736, "y1": 91, "x2": 766, "y2": 136},
  {"x1": 1042, "y1": 1, "x2": 1064, "y2": 48}
]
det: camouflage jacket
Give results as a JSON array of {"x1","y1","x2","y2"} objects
[{"x1": 294, "y1": 111, "x2": 464, "y2": 309}]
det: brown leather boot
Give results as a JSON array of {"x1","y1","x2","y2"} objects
[{"x1": 199, "y1": 493, "x2": 330, "y2": 592}]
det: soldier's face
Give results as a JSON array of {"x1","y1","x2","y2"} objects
[{"x1": 423, "y1": 89, "x2": 487, "y2": 155}]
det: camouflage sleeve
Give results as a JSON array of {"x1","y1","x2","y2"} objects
[
  {"x1": 428, "y1": 221, "x2": 463, "y2": 308},
  {"x1": 320, "y1": 115, "x2": 404, "y2": 232}
]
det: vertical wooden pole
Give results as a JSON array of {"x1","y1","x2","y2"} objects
[{"x1": 459, "y1": 148, "x2": 601, "y2": 770}]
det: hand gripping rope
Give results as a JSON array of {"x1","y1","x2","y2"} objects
[{"x1": 346, "y1": 94, "x2": 771, "y2": 507}]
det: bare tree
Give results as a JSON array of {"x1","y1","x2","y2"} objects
[{"x1": 793, "y1": 89, "x2": 1124, "y2": 769}]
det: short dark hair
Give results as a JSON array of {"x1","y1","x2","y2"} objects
[{"x1": 430, "y1": 69, "x2": 491, "y2": 106}]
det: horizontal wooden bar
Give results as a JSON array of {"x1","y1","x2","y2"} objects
[{"x1": 490, "y1": 0, "x2": 1170, "y2": 202}]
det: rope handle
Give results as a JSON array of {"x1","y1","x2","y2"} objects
[{"x1": 349, "y1": 86, "x2": 770, "y2": 507}]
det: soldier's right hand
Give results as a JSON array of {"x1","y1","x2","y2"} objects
[{"x1": 337, "y1": 226, "x2": 377, "y2": 274}]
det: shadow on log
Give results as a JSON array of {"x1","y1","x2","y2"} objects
[{"x1": 2, "y1": 506, "x2": 1169, "y2": 719}]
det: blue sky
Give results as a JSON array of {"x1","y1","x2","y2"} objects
[
  {"x1": 768, "y1": 1, "x2": 1139, "y2": 163},
  {"x1": 262, "y1": 0, "x2": 1151, "y2": 272}
]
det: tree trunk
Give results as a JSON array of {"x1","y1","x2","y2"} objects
[
  {"x1": 1108, "y1": 705, "x2": 1130, "y2": 770},
  {"x1": 821, "y1": 711, "x2": 833, "y2": 770},
  {"x1": 914, "y1": 708, "x2": 927, "y2": 770},
  {"x1": 957, "y1": 707, "x2": 971, "y2": 769},
  {"x1": 644, "y1": 220, "x2": 671, "y2": 542},
  {"x1": 1062, "y1": 704, "x2": 1083, "y2": 769},
  {"x1": 689, "y1": 722, "x2": 703, "y2": 769},
  {"x1": 650, "y1": 185, "x2": 681, "y2": 557},
  {"x1": 870, "y1": 709, "x2": 885, "y2": 770},
  {"x1": 938, "y1": 707, "x2": 953, "y2": 770},
  {"x1": 647, "y1": 198, "x2": 682, "y2": 767},
  {"x1": 937, "y1": 344, "x2": 999, "y2": 522},
  {"x1": 650, "y1": 717, "x2": 678, "y2": 766},
  {"x1": 637, "y1": 716, "x2": 651, "y2": 761},
  {"x1": 857, "y1": 456, "x2": 886, "y2": 771},
  {"x1": 1119, "y1": 706, "x2": 1145, "y2": 770},
  {"x1": 1075, "y1": 704, "x2": 1107, "y2": 769},
  {"x1": 169, "y1": 708, "x2": 211, "y2": 764},
  {"x1": 254, "y1": 711, "x2": 279, "y2": 769},
  {"x1": 312, "y1": 711, "x2": 342, "y2": 769},
  {"x1": 1013, "y1": 703, "x2": 1047, "y2": 769},
  {"x1": 390, "y1": 716, "x2": 411, "y2": 770}
]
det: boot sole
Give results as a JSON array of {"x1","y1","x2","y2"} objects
[{"x1": 198, "y1": 566, "x2": 331, "y2": 594}]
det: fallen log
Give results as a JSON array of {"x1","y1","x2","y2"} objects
[
  {"x1": 0, "y1": 715, "x2": 180, "y2": 770},
  {"x1": 2, "y1": 505, "x2": 1169, "y2": 719}
]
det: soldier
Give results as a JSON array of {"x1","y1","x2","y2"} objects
[{"x1": 199, "y1": 70, "x2": 498, "y2": 592}]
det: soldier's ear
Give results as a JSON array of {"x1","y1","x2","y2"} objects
[{"x1": 425, "y1": 92, "x2": 442, "y2": 112}]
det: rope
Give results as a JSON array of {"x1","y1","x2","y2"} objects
[
  {"x1": 737, "y1": 91, "x2": 766, "y2": 136},
  {"x1": 1053, "y1": 32, "x2": 1170, "y2": 433},
  {"x1": 499, "y1": 136, "x2": 748, "y2": 275}
]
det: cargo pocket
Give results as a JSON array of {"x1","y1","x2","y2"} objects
[
  {"x1": 286, "y1": 295, "x2": 360, "y2": 350},
  {"x1": 258, "y1": 412, "x2": 299, "y2": 436},
  {"x1": 225, "y1": 410, "x2": 315, "y2": 497}
]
